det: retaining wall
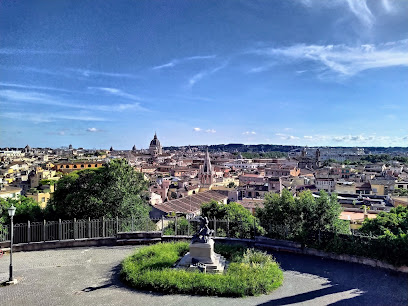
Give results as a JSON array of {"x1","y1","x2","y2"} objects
[{"x1": 1, "y1": 233, "x2": 407, "y2": 273}]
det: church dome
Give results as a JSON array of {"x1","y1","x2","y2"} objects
[{"x1": 150, "y1": 134, "x2": 160, "y2": 146}]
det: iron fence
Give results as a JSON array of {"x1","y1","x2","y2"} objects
[
  {"x1": 0, "y1": 216, "x2": 375, "y2": 245},
  {"x1": 0, "y1": 217, "x2": 182, "y2": 244}
]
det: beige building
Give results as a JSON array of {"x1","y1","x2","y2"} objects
[
  {"x1": 27, "y1": 191, "x2": 51, "y2": 208},
  {"x1": 0, "y1": 186, "x2": 22, "y2": 199},
  {"x1": 335, "y1": 181, "x2": 356, "y2": 194}
]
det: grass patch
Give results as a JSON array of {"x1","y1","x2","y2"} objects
[{"x1": 121, "y1": 242, "x2": 283, "y2": 297}]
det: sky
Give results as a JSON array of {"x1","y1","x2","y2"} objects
[{"x1": 0, "y1": 0, "x2": 407, "y2": 149}]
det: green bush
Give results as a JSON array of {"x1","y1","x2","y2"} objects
[{"x1": 121, "y1": 242, "x2": 283, "y2": 297}]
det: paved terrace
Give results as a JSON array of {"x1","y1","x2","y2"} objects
[{"x1": 0, "y1": 246, "x2": 407, "y2": 306}]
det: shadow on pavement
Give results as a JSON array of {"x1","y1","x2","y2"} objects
[
  {"x1": 81, "y1": 262, "x2": 166, "y2": 297},
  {"x1": 258, "y1": 251, "x2": 408, "y2": 306}
]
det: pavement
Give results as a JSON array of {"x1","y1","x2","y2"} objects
[{"x1": 0, "y1": 245, "x2": 407, "y2": 306}]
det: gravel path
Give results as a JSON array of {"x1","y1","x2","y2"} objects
[{"x1": 0, "y1": 245, "x2": 407, "y2": 306}]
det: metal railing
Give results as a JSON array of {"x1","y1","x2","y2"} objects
[
  {"x1": 0, "y1": 216, "x2": 374, "y2": 245},
  {"x1": 0, "y1": 217, "x2": 162, "y2": 244}
]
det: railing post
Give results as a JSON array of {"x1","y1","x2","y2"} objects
[
  {"x1": 187, "y1": 218, "x2": 190, "y2": 237},
  {"x1": 213, "y1": 217, "x2": 217, "y2": 237},
  {"x1": 161, "y1": 215, "x2": 164, "y2": 236},
  {"x1": 58, "y1": 219, "x2": 62, "y2": 241},
  {"x1": 102, "y1": 216, "x2": 105, "y2": 238},
  {"x1": 175, "y1": 215, "x2": 178, "y2": 236},
  {"x1": 253, "y1": 217, "x2": 256, "y2": 239},
  {"x1": 131, "y1": 215, "x2": 134, "y2": 232},
  {"x1": 116, "y1": 216, "x2": 119, "y2": 234},
  {"x1": 43, "y1": 219, "x2": 46, "y2": 242},
  {"x1": 88, "y1": 217, "x2": 91, "y2": 238},
  {"x1": 74, "y1": 218, "x2": 77, "y2": 240},
  {"x1": 227, "y1": 217, "x2": 229, "y2": 237},
  {"x1": 27, "y1": 220, "x2": 31, "y2": 243}
]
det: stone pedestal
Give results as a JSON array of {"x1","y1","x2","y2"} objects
[{"x1": 176, "y1": 239, "x2": 226, "y2": 273}]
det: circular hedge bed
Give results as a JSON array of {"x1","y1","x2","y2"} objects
[{"x1": 121, "y1": 242, "x2": 283, "y2": 297}]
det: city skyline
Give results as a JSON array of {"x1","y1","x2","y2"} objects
[{"x1": 1, "y1": 0, "x2": 408, "y2": 149}]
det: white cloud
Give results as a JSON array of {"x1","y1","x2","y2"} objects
[
  {"x1": 304, "y1": 136, "x2": 313, "y2": 139},
  {"x1": 251, "y1": 40, "x2": 408, "y2": 77},
  {"x1": 243, "y1": 131, "x2": 256, "y2": 135},
  {"x1": 275, "y1": 133, "x2": 299, "y2": 140},
  {"x1": 381, "y1": 0, "x2": 396, "y2": 13},
  {"x1": 188, "y1": 62, "x2": 228, "y2": 87},
  {"x1": 299, "y1": 0, "x2": 374, "y2": 27},
  {"x1": 0, "y1": 82, "x2": 72, "y2": 93},
  {"x1": 0, "y1": 112, "x2": 107, "y2": 123},
  {"x1": 193, "y1": 127, "x2": 202, "y2": 132},
  {"x1": 206, "y1": 129, "x2": 216, "y2": 133},
  {"x1": 88, "y1": 87, "x2": 140, "y2": 100},
  {"x1": 86, "y1": 127, "x2": 101, "y2": 132},
  {"x1": 345, "y1": 0, "x2": 374, "y2": 27},
  {"x1": 152, "y1": 55, "x2": 216, "y2": 70},
  {"x1": 66, "y1": 68, "x2": 138, "y2": 79},
  {"x1": 0, "y1": 89, "x2": 147, "y2": 112}
]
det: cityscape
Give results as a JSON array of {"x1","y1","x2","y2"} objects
[{"x1": 1, "y1": 0, "x2": 408, "y2": 305}]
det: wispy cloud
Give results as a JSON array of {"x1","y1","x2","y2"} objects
[
  {"x1": 0, "y1": 89, "x2": 146, "y2": 112},
  {"x1": 0, "y1": 112, "x2": 107, "y2": 123},
  {"x1": 250, "y1": 40, "x2": 408, "y2": 77},
  {"x1": 0, "y1": 48, "x2": 81, "y2": 55},
  {"x1": 88, "y1": 87, "x2": 140, "y2": 100},
  {"x1": 188, "y1": 62, "x2": 228, "y2": 87},
  {"x1": 276, "y1": 133, "x2": 299, "y2": 140},
  {"x1": 152, "y1": 55, "x2": 216, "y2": 70},
  {"x1": 0, "y1": 82, "x2": 73, "y2": 93},
  {"x1": 86, "y1": 127, "x2": 102, "y2": 133},
  {"x1": 345, "y1": 0, "x2": 374, "y2": 27},
  {"x1": 66, "y1": 68, "x2": 139, "y2": 79},
  {"x1": 243, "y1": 131, "x2": 256, "y2": 135},
  {"x1": 300, "y1": 0, "x2": 374, "y2": 27},
  {"x1": 193, "y1": 127, "x2": 216, "y2": 133}
]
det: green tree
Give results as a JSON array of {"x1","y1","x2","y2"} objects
[
  {"x1": 163, "y1": 216, "x2": 194, "y2": 235},
  {"x1": 201, "y1": 200, "x2": 264, "y2": 238},
  {"x1": 393, "y1": 188, "x2": 408, "y2": 197},
  {"x1": 257, "y1": 189, "x2": 346, "y2": 240},
  {"x1": 359, "y1": 206, "x2": 408, "y2": 237},
  {"x1": 257, "y1": 189, "x2": 302, "y2": 239},
  {"x1": 227, "y1": 182, "x2": 236, "y2": 188},
  {"x1": 46, "y1": 159, "x2": 150, "y2": 220},
  {"x1": 0, "y1": 196, "x2": 44, "y2": 223}
]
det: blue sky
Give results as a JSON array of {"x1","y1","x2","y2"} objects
[{"x1": 1, "y1": 0, "x2": 407, "y2": 149}]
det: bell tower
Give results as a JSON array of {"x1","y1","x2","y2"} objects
[{"x1": 199, "y1": 149, "x2": 214, "y2": 189}]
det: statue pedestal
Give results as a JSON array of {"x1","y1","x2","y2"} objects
[{"x1": 176, "y1": 239, "x2": 226, "y2": 273}]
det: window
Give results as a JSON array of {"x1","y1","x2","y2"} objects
[
  {"x1": 81, "y1": 165, "x2": 84, "y2": 168},
  {"x1": 88, "y1": 164, "x2": 92, "y2": 168},
  {"x1": 73, "y1": 165, "x2": 77, "y2": 168},
  {"x1": 41, "y1": 197, "x2": 45, "y2": 202},
  {"x1": 66, "y1": 165, "x2": 69, "y2": 169}
]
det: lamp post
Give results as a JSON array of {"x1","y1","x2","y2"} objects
[{"x1": 8, "y1": 205, "x2": 16, "y2": 283}]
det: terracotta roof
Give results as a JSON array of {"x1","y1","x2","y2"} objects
[{"x1": 153, "y1": 190, "x2": 228, "y2": 214}]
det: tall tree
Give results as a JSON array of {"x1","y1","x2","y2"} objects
[
  {"x1": 201, "y1": 200, "x2": 264, "y2": 238},
  {"x1": 46, "y1": 159, "x2": 150, "y2": 220},
  {"x1": 0, "y1": 196, "x2": 44, "y2": 223},
  {"x1": 359, "y1": 206, "x2": 408, "y2": 237},
  {"x1": 257, "y1": 189, "x2": 346, "y2": 239}
]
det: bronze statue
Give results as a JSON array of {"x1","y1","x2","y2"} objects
[{"x1": 191, "y1": 216, "x2": 213, "y2": 244}]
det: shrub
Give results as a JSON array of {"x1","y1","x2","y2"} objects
[{"x1": 121, "y1": 242, "x2": 283, "y2": 297}]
